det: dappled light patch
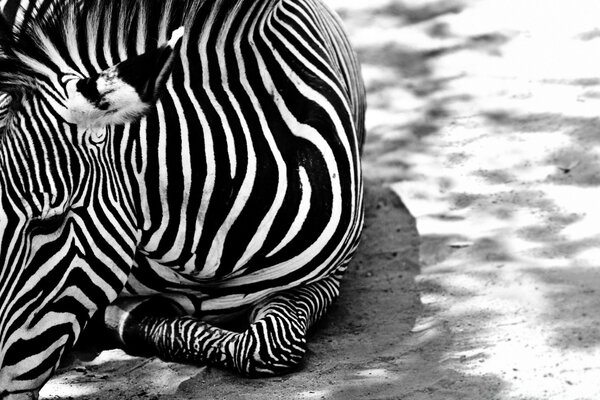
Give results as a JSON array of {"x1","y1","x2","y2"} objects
[
  {"x1": 527, "y1": 267, "x2": 600, "y2": 350},
  {"x1": 40, "y1": 381, "x2": 98, "y2": 399},
  {"x1": 41, "y1": 349, "x2": 200, "y2": 399},
  {"x1": 297, "y1": 389, "x2": 330, "y2": 398},
  {"x1": 364, "y1": 0, "x2": 600, "y2": 399}
]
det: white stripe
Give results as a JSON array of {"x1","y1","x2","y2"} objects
[
  {"x1": 155, "y1": 80, "x2": 192, "y2": 263},
  {"x1": 214, "y1": 15, "x2": 238, "y2": 179},
  {"x1": 142, "y1": 103, "x2": 170, "y2": 252},
  {"x1": 135, "y1": 6, "x2": 148, "y2": 55},
  {"x1": 266, "y1": 166, "x2": 311, "y2": 257},
  {"x1": 101, "y1": 3, "x2": 115, "y2": 68},
  {"x1": 117, "y1": 4, "x2": 129, "y2": 61},
  {"x1": 86, "y1": 8, "x2": 102, "y2": 72},
  {"x1": 137, "y1": 118, "x2": 152, "y2": 231}
]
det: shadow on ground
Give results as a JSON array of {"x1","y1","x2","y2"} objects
[
  {"x1": 43, "y1": 182, "x2": 506, "y2": 400},
  {"x1": 528, "y1": 266, "x2": 600, "y2": 350}
]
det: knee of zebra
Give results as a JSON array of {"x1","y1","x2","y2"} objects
[
  {"x1": 103, "y1": 296, "x2": 186, "y2": 353},
  {"x1": 234, "y1": 312, "x2": 308, "y2": 377}
]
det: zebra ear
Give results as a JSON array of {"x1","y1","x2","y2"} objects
[{"x1": 65, "y1": 27, "x2": 184, "y2": 127}]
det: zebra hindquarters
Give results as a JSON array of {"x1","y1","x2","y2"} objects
[{"x1": 103, "y1": 275, "x2": 341, "y2": 376}]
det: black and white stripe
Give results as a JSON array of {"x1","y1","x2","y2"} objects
[{"x1": 0, "y1": 0, "x2": 365, "y2": 396}]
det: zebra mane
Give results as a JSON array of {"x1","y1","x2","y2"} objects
[
  {"x1": 0, "y1": 11, "x2": 36, "y2": 96},
  {"x1": 0, "y1": 0, "x2": 202, "y2": 97}
]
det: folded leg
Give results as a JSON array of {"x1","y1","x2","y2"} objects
[{"x1": 103, "y1": 275, "x2": 341, "y2": 376}]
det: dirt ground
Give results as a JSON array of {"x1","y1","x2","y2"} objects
[{"x1": 41, "y1": 0, "x2": 600, "y2": 399}]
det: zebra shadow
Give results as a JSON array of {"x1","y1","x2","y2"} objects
[
  {"x1": 43, "y1": 181, "x2": 508, "y2": 399},
  {"x1": 169, "y1": 182, "x2": 507, "y2": 399},
  {"x1": 41, "y1": 182, "x2": 416, "y2": 398}
]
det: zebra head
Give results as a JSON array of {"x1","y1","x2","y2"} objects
[{"x1": 0, "y1": 5, "x2": 185, "y2": 397}]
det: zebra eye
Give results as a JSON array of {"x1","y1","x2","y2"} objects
[{"x1": 28, "y1": 213, "x2": 67, "y2": 235}]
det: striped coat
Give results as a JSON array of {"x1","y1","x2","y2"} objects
[{"x1": 0, "y1": 0, "x2": 365, "y2": 396}]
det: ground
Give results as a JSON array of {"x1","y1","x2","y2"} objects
[{"x1": 41, "y1": 0, "x2": 600, "y2": 399}]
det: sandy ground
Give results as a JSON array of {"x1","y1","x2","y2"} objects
[{"x1": 41, "y1": 0, "x2": 600, "y2": 399}]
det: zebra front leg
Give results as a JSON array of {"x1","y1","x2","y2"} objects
[
  {"x1": 237, "y1": 274, "x2": 342, "y2": 375},
  {"x1": 104, "y1": 275, "x2": 341, "y2": 377}
]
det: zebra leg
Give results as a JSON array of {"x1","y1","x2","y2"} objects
[
  {"x1": 237, "y1": 274, "x2": 342, "y2": 375},
  {"x1": 103, "y1": 275, "x2": 341, "y2": 376}
]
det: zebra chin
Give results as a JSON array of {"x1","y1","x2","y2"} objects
[
  {"x1": 0, "y1": 222, "x2": 135, "y2": 396},
  {"x1": 0, "y1": 320, "x2": 78, "y2": 400}
]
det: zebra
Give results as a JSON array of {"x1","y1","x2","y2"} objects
[{"x1": 0, "y1": 0, "x2": 365, "y2": 398}]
